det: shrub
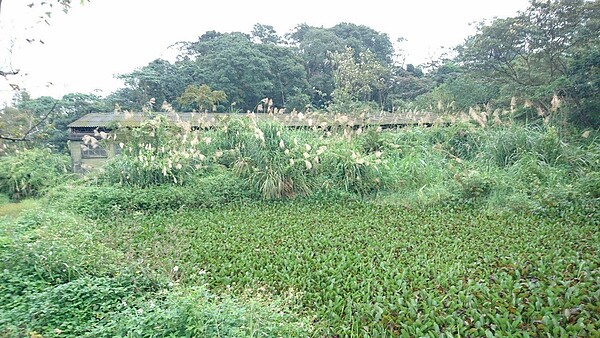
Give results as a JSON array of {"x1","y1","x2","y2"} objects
[
  {"x1": 231, "y1": 120, "x2": 319, "y2": 199},
  {"x1": 0, "y1": 208, "x2": 125, "y2": 284},
  {"x1": 480, "y1": 124, "x2": 533, "y2": 167},
  {"x1": 455, "y1": 169, "x2": 494, "y2": 199},
  {"x1": 321, "y1": 139, "x2": 387, "y2": 197},
  {"x1": 102, "y1": 286, "x2": 312, "y2": 338},
  {"x1": 0, "y1": 148, "x2": 71, "y2": 200},
  {"x1": 100, "y1": 115, "x2": 211, "y2": 187},
  {"x1": 49, "y1": 171, "x2": 256, "y2": 218},
  {"x1": 0, "y1": 275, "x2": 150, "y2": 337}
]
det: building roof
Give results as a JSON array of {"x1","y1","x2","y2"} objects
[{"x1": 68, "y1": 111, "x2": 442, "y2": 129}]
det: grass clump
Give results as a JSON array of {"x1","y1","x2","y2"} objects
[{"x1": 49, "y1": 171, "x2": 256, "y2": 218}]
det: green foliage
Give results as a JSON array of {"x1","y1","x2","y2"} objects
[
  {"x1": 455, "y1": 169, "x2": 494, "y2": 199},
  {"x1": 0, "y1": 148, "x2": 71, "y2": 200},
  {"x1": 231, "y1": 120, "x2": 318, "y2": 199},
  {"x1": 322, "y1": 139, "x2": 386, "y2": 197},
  {"x1": 177, "y1": 84, "x2": 227, "y2": 112},
  {"x1": 108, "y1": 201, "x2": 600, "y2": 337},
  {"x1": 50, "y1": 171, "x2": 255, "y2": 218},
  {"x1": 455, "y1": 0, "x2": 600, "y2": 125},
  {"x1": 0, "y1": 208, "x2": 125, "y2": 284},
  {"x1": 0, "y1": 205, "x2": 311, "y2": 337},
  {"x1": 94, "y1": 114, "x2": 599, "y2": 211},
  {"x1": 328, "y1": 47, "x2": 389, "y2": 111},
  {"x1": 100, "y1": 115, "x2": 205, "y2": 187},
  {"x1": 102, "y1": 286, "x2": 311, "y2": 337},
  {"x1": 111, "y1": 58, "x2": 192, "y2": 111},
  {"x1": 3, "y1": 119, "x2": 600, "y2": 337},
  {"x1": 0, "y1": 92, "x2": 109, "y2": 153}
]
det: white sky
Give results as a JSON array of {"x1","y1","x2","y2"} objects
[{"x1": 0, "y1": 0, "x2": 530, "y2": 106}]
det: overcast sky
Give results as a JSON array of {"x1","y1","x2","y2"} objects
[{"x1": 0, "y1": 0, "x2": 530, "y2": 106}]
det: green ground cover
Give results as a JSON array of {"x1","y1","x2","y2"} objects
[
  {"x1": 1, "y1": 118, "x2": 598, "y2": 337},
  {"x1": 101, "y1": 201, "x2": 599, "y2": 337}
]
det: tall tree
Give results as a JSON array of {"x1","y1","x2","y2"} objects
[
  {"x1": 294, "y1": 27, "x2": 345, "y2": 108},
  {"x1": 177, "y1": 84, "x2": 227, "y2": 112},
  {"x1": 251, "y1": 24, "x2": 280, "y2": 44},
  {"x1": 188, "y1": 32, "x2": 274, "y2": 109},
  {"x1": 456, "y1": 0, "x2": 600, "y2": 124},
  {"x1": 329, "y1": 47, "x2": 389, "y2": 111},
  {"x1": 114, "y1": 59, "x2": 190, "y2": 110},
  {"x1": 330, "y1": 22, "x2": 395, "y2": 66}
]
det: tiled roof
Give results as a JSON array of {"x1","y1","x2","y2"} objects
[{"x1": 68, "y1": 111, "x2": 442, "y2": 128}]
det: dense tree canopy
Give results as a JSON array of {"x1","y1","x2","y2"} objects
[
  {"x1": 110, "y1": 22, "x2": 404, "y2": 112},
  {"x1": 456, "y1": 0, "x2": 600, "y2": 124},
  {"x1": 0, "y1": 92, "x2": 107, "y2": 152},
  {"x1": 103, "y1": 0, "x2": 597, "y2": 126}
]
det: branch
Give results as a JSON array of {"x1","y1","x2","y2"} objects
[
  {"x1": 0, "y1": 69, "x2": 19, "y2": 77},
  {"x1": 0, "y1": 134, "x2": 31, "y2": 142},
  {"x1": 0, "y1": 100, "x2": 59, "y2": 142}
]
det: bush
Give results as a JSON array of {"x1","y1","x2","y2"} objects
[
  {"x1": 321, "y1": 143, "x2": 386, "y2": 197},
  {"x1": 0, "y1": 275, "x2": 151, "y2": 337},
  {"x1": 100, "y1": 115, "x2": 211, "y2": 187},
  {"x1": 0, "y1": 148, "x2": 71, "y2": 200},
  {"x1": 0, "y1": 208, "x2": 125, "y2": 284},
  {"x1": 230, "y1": 120, "x2": 320, "y2": 200},
  {"x1": 455, "y1": 169, "x2": 494, "y2": 199},
  {"x1": 49, "y1": 171, "x2": 256, "y2": 218}
]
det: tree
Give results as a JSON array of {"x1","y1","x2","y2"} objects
[
  {"x1": 287, "y1": 23, "x2": 396, "y2": 109},
  {"x1": 189, "y1": 32, "x2": 275, "y2": 110},
  {"x1": 329, "y1": 47, "x2": 389, "y2": 111},
  {"x1": 456, "y1": 0, "x2": 600, "y2": 124},
  {"x1": 0, "y1": 91, "x2": 107, "y2": 152},
  {"x1": 0, "y1": 93, "x2": 58, "y2": 144},
  {"x1": 329, "y1": 22, "x2": 395, "y2": 66},
  {"x1": 113, "y1": 58, "x2": 191, "y2": 111},
  {"x1": 177, "y1": 84, "x2": 227, "y2": 112},
  {"x1": 257, "y1": 43, "x2": 311, "y2": 110},
  {"x1": 387, "y1": 64, "x2": 434, "y2": 109},
  {"x1": 251, "y1": 24, "x2": 280, "y2": 44},
  {"x1": 294, "y1": 27, "x2": 345, "y2": 108}
]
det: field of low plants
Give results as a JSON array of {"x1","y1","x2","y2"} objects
[
  {"x1": 1, "y1": 113, "x2": 599, "y2": 337},
  {"x1": 98, "y1": 201, "x2": 599, "y2": 337}
]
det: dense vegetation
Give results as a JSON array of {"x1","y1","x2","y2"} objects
[
  {"x1": 1, "y1": 113, "x2": 599, "y2": 336},
  {"x1": 0, "y1": 0, "x2": 598, "y2": 336}
]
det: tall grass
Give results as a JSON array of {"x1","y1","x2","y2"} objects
[
  {"x1": 88, "y1": 112, "x2": 599, "y2": 213},
  {"x1": 0, "y1": 148, "x2": 72, "y2": 200}
]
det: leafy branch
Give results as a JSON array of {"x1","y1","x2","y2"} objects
[{"x1": 0, "y1": 100, "x2": 58, "y2": 142}]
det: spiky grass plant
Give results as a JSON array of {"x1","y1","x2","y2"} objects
[
  {"x1": 101, "y1": 115, "x2": 215, "y2": 187},
  {"x1": 231, "y1": 120, "x2": 317, "y2": 199},
  {"x1": 0, "y1": 148, "x2": 71, "y2": 200}
]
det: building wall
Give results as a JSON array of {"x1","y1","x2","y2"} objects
[{"x1": 69, "y1": 140, "x2": 115, "y2": 174}]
